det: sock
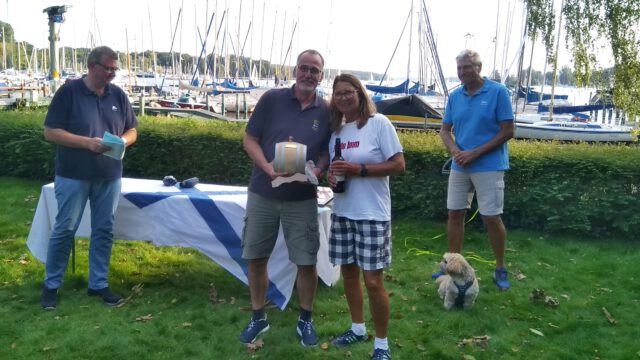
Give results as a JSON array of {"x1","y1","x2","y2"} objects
[
  {"x1": 252, "y1": 307, "x2": 266, "y2": 321},
  {"x1": 299, "y1": 308, "x2": 312, "y2": 322},
  {"x1": 351, "y1": 322, "x2": 366, "y2": 336},
  {"x1": 374, "y1": 337, "x2": 389, "y2": 351}
]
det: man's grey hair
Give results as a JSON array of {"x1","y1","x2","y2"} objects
[
  {"x1": 87, "y1": 46, "x2": 118, "y2": 67},
  {"x1": 456, "y1": 49, "x2": 482, "y2": 67},
  {"x1": 296, "y1": 49, "x2": 325, "y2": 67}
]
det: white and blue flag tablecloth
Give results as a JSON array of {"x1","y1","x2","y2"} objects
[{"x1": 27, "y1": 178, "x2": 339, "y2": 309}]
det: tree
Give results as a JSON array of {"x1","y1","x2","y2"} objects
[
  {"x1": 505, "y1": 75, "x2": 519, "y2": 89},
  {"x1": 558, "y1": 65, "x2": 575, "y2": 86},
  {"x1": 562, "y1": 0, "x2": 640, "y2": 117},
  {"x1": 529, "y1": 69, "x2": 544, "y2": 85},
  {"x1": 523, "y1": 0, "x2": 556, "y2": 87},
  {"x1": 489, "y1": 69, "x2": 502, "y2": 83}
]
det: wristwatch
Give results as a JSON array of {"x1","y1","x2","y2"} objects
[{"x1": 359, "y1": 164, "x2": 368, "y2": 177}]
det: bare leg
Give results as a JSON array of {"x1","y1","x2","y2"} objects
[
  {"x1": 363, "y1": 270, "x2": 389, "y2": 339},
  {"x1": 341, "y1": 263, "x2": 364, "y2": 323},
  {"x1": 483, "y1": 215, "x2": 506, "y2": 268},
  {"x1": 447, "y1": 209, "x2": 467, "y2": 253},
  {"x1": 296, "y1": 264, "x2": 318, "y2": 311},
  {"x1": 247, "y1": 258, "x2": 269, "y2": 310}
]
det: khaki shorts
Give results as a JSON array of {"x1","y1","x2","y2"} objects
[
  {"x1": 447, "y1": 170, "x2": 505, "y2": 216},
  {"x1": 242, "y1": 191, "x2": 319, "y2": 265}
]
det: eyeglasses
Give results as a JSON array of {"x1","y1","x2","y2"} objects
[
  {"x1": 333, "y1": 91, "x2": 358, "y2": 100},
  {"x1": 95, "y1": 62, "x2": 119, "y2": 73},
  {"x1": 297, "y1": 65, "x2": 322, "y2": 75}
]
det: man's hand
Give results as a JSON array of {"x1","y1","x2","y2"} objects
[
  {"x1": 265, "y1": 161, "x2": 291, "y2": 180},
  {"x1": 86, "y1": 137, "x2": 110, "y2": 154},
  {"x1": 452, "y1": 149, "x2": 477, "y2": 168}
]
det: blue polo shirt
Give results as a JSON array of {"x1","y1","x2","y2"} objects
[
  {"x1": 246, "y1": 85, "x2": 330, "y2": 200},
  {"x1": 45, "y1": 78, "x2": 138, "y2": 180},
  {"x1": 443, "y1": 78, "x2": 513, "y2": 172}
]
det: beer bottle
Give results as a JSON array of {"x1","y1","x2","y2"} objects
[{"x1": 332, "y1": 137, "x2": 346, "y2": 193}]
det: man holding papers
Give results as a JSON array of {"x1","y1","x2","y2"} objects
[{"x1": 40, "y1": 46, "x2": 138, "y2": 310}]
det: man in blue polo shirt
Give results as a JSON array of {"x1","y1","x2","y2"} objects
[
  {"x1": 239, "y1": 49, "x2": 330, "y2": 347},
  {"x1": 438, "y1": 49, "x2": 514, "y2": 291},
  {"x1": 40, "y1": 46, "x2": 138, "y2": 310}
]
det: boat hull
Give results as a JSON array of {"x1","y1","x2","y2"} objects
[
  {"x1": 515, "y1": 122, "x2": 635, "y2": 142},
  {"x1": 375, "y1": 94, "x2": 443, "y2": 129}
]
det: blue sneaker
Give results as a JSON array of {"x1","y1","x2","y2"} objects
[
  {"x1": 494, "y1": 268, "x2": 511, "y2": 291},
  {"x1": 371, "y1": 348, "x2": 392, "y2": 359},
  {"x1": 239, "y1": 318, "x2": 269, "y2": 344},
  {"x1": 331, "y1": 329, "x2": 368, "y2": 347},
  {"x1": 297, "y1": 318, "x2": 318, "y2": 347},
  {"x1": 431, "y1": 271, "x2": 444, "y2": 279}
]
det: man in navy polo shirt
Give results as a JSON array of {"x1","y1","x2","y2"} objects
[
  {"x1": 239, "y1": 49, "x2": 330, "y2": 347},
  {"x1": 40, "y1": 46, "x2": 138, "y2": 310},
  {"x1": 437, "y1": 49, "x2": 514, "y2": 291}
]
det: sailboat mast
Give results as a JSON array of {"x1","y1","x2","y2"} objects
[
  {"x1": 325, "y1": 0, "x2": 333, "y2": 81},
  {"x1": 179, "y1": 0, "x2": 184, "y2": 77},
  {"x1": 267, "y1": 9, "x2": 277, "y2": 83},
  {"x1": 249, "y1": 0, "x2": 255, "y2": 81},
  {"x1": 259, "y1": 1, "x2": 265, "y2": 83},
  {"x1": 140, "y1": 21, "x2": 144, "y2": 74},
  {"x1": 405, "y1": 0, "x2": 413, "y2": 93},
  {"x1": 125, "y1": 28, "x2": 133, "y2": 94},
  {"x1": 2, "y1": 27, "x2": 5, "y2": 70},
  {"x1": 492, "y1": 0, "x2": 500, "y2": 78},
  {"x1": 237, "y1": 0, "x2": 243, "y2": 80},
  {"x1": 147, "y1": 3, "x2": 157, "y2": 77},
  {"x1": 549, "y1": 0, "x2": 564, "y2": 120},
  {"x1": 278, "y1": 11, "x2": 287, "y2": 79}
]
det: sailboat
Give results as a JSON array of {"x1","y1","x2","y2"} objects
[
  {"x1": 513, "y1": 1, "x2": 635, "y2": 142},
  {"x1": 369, "y1": 0, "x2": 447, "y2": 129}
]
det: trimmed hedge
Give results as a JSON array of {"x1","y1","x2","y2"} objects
[{"x1": 2, "y1": 109, "x2": 639, "y2": 240}]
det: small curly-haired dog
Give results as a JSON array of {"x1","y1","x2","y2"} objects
[{"x1": 436, "y1": 252, "x2": 479, "y2": 310}]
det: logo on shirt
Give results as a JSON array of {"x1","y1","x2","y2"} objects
[
  {"x1": 480, "y1": 100, "x2": 489, "y2": 106},
  {"x1": 112, "y1": 105, "x2": 118, "y2": 111},
  {"x1": 346, "y1": 140, "x2": 360, "y2": 149},
  {"x1": 312, "y1": 119, "x2": 320, "y2": 132}
]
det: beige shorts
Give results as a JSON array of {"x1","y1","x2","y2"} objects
[
  {"x1": 447, "y1": 170, "x2": 505, "y2": 216},
  {"x1": 242, "y1": 191, "x2": 319, "y2": 265}
]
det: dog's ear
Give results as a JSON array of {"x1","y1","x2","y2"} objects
[{"x1": 445, "y1": 254, "x2": 462, "y2": 275}]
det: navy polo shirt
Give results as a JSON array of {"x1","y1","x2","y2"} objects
[
  {"x1": 45, "y1": 78, "x2": 138, "y2": 180},
  {"x1": 246, "y1": 85, "x2": 330, "y2": 201}
]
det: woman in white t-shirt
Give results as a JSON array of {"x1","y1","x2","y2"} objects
[{"x1": 326, "y1": 73, "x2": 405, "y2": 360}]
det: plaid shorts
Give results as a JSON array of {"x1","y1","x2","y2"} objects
[{"x1": 329, "y1": 214, "x2": 391, "y2": 271}]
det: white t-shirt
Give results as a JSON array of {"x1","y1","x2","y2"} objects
[{"x1": 329, "y1": 113, "x2": 403, "y2": 221}]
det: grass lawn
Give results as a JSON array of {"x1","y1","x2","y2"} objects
[{"x1": 1, "y1": 177, "x2": 639, "y2": 359}]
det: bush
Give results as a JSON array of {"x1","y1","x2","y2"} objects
[{"x1": 1, "y1": 110, "x2": 639, "y2": 239}]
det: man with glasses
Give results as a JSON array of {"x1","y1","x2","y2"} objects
[
  {"x1": 240, "y1": 49, "x2": 330, "y2": 347},
  {"x1": 40, "y1": 46, "x2": 138, "y2": 310}
]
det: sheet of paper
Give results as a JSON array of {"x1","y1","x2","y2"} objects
[
  {"x1": 271, "y1": 173, "x2": 308, "y2": 188},
  {"x1": 101, "y1": 131, "x2": 126, "y2": 160}
]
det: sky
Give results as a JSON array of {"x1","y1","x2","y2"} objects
[{"x1": 0, "y1": 0, "x2": 613, "y2": 80}]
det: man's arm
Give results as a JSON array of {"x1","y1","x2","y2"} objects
[
  {"x1": 44, "y1": 127, "x2": 109, "y2": 154},
  {"x1": 121, "y1": 128, "x2": 137, "y2": 147},
  {"x1": 243, "y1": 133, "x2": 277, "y2": 179},
  {"x1": 313, "y1": 150, "x2": 330, "y2": 178},
  {"x1": 439, "y1": 123, "x2": 461, "y2": 155},
  {"x1": 451, "y1": 120, "x2": 514, "y2": 168}
]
